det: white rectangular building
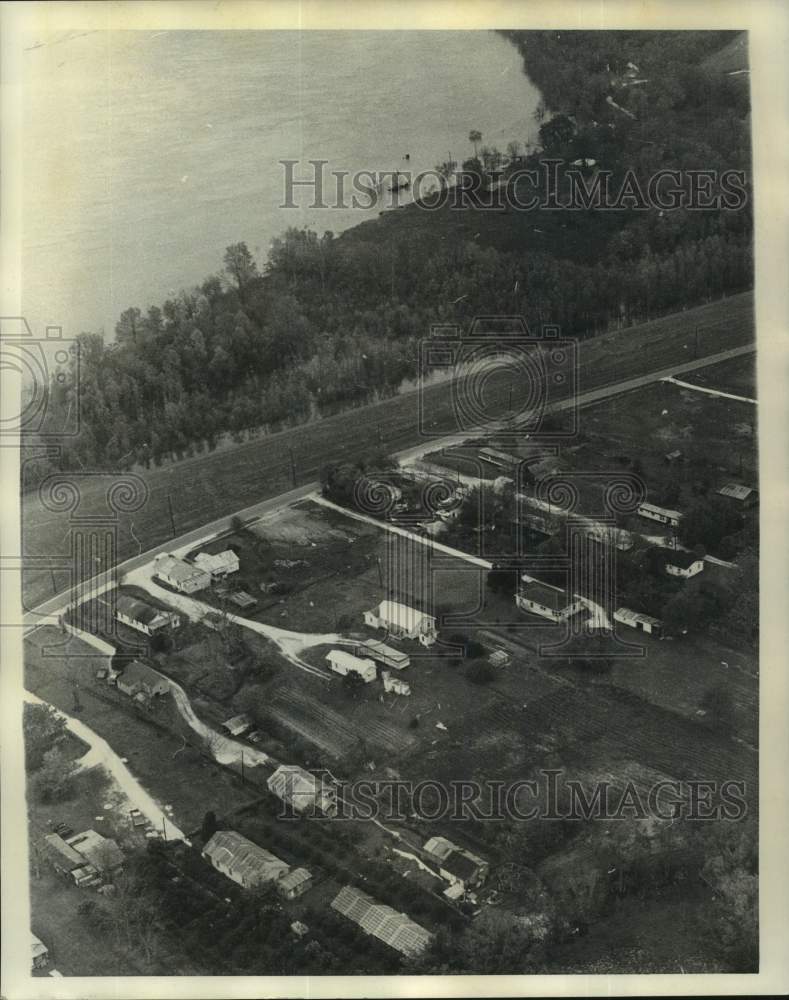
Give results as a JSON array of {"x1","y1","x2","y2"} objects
[
  {"x1": 363, "y1": 600, "x2": 437, "y2": 646},
  {"x1": 516, "y1": 576, "x2": 583, "y2": 622},
  {"x1": 326, "y1": 649, "x2": 377, "y2": 683},
  {"x1": 614, "y1": 607, "x2": 663, "y2": 636},
  {"x1": 636, "y1": 502, "x2": 682, "y2": 528}
]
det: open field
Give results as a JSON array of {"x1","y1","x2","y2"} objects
[{"x1": 22, "y1": 293, "x2": 754, "y2": 611}]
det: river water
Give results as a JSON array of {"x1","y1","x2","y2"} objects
[{"x1": 22, "y1": 30, "x2": 540, "y2": 339}]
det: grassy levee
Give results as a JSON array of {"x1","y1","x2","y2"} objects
[{"x1": 22, "y1": 291, "x2": 754, "y2": 610}]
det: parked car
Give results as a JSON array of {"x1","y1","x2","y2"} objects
[{"x1": 129, "y1": 808, "x2": 146, "y2": 828}]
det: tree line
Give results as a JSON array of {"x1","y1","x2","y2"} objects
[{"x1": 24, "y1": 30, "x2": 752, "y2": 491}]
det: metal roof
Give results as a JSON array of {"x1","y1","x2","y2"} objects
[
  {"x1": 326, "y1": 649, "x2": 377, "y2": 674},
  {"x1": 331, "y1": 886, "x2": 432, "y2": 956},
  {"x1": 637, "y1": 502, "x2": 682, "y2": 520},
  {"x1": 203, "y1": 830, "x2": 289, "y2": 886},
  {"x1": 717, "y1": 483, "x2": 756, "y2": 501},
  {"x1": 155, "y1": 554, "x2": 209, "y2": 585},
  {"x1": 278, "y1": 867, "x2": 312, "y2": 892},
  {"x1": 614, "y1": 607, "x2": 663, "y2": 629},
  {"x1": 519, "y1": 577, "x2": 570, "y2": 611},
  {"x1": 375, "y1": 600, "x2": 435, "y2": 632}
]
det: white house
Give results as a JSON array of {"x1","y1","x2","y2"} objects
[
  {"x1": 664, "y1": 551, "x2": 705, "y2": 578},
  {"x1": 326, "y1": 649, "x2": 377, "y2": 683},
  {"x1": 194, "y1": 549, "x2": 240, "y2": 578},
  {"x1": 614, "y1": 607, "x2": 663, "y2": 636},
  {"x1": 103, "y1": 594, "x2": 180, "y2": 635},
  {"x1": 382, "y1": 670, "x2": 411, "y2": 696},
  {"x1": 154, "y1": 553, "x2": 211, "y2": 594},
  {"x1": 363, "y1": 600, "x2": 438, "y2": 646},
  {"x1": 516, "y1": 576, "x2": 583, "y2": 622},
  {"x1": 267, "y1": 764, "x2": 338, "y2": 817},
  {"x1": 636, "y1": 502, "x2": 682, "y2": 528}
]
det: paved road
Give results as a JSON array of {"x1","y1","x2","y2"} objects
[{"x1": 23, "y1": 341, "x2": 754, "y2": 629}]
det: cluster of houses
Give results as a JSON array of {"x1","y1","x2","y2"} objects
[
  {"x1": 43, "y1": 828, "x2": 124, "y2": 888},
  {"x1": 325, "y1": 648, "x2": 412, "y2": 697},
  {"x1": 202, "y1": 826, "x2": 435, "y2": 957},
  {"x1": 152, "y1": 546, "x2": 240, "y2": 595}
]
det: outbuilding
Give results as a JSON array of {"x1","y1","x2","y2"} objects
[
  {"x1": 636, "y1": 502, "x2": 682, "y2": 528},
  {"x1": 614, "y1": 607, "x2": 663, "y2": 636},
  {"x1": 326, "y1": 649, "x2": 377, "y2": 683}
]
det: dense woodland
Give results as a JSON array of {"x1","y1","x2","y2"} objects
[{"x1": 24, "y1": 31, "x2": 752, "y2": 488}]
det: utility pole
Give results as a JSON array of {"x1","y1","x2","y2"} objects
[
  {"x1": 166, "y1": 494, "x2": 176, "y2": 537},
  {"x1": 376, "y1": 556, "x2": 383, "y2": 588},
  {"x1": 288, "y1": 447, "x2": 297, "y2": 488},
  {"x1": 162, "y1": 815, "x2": 167, "y2": 841}
]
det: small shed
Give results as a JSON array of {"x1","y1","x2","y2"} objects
[{"x1": 222, "y1": 713, "x2": 252, "y2": 737}]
